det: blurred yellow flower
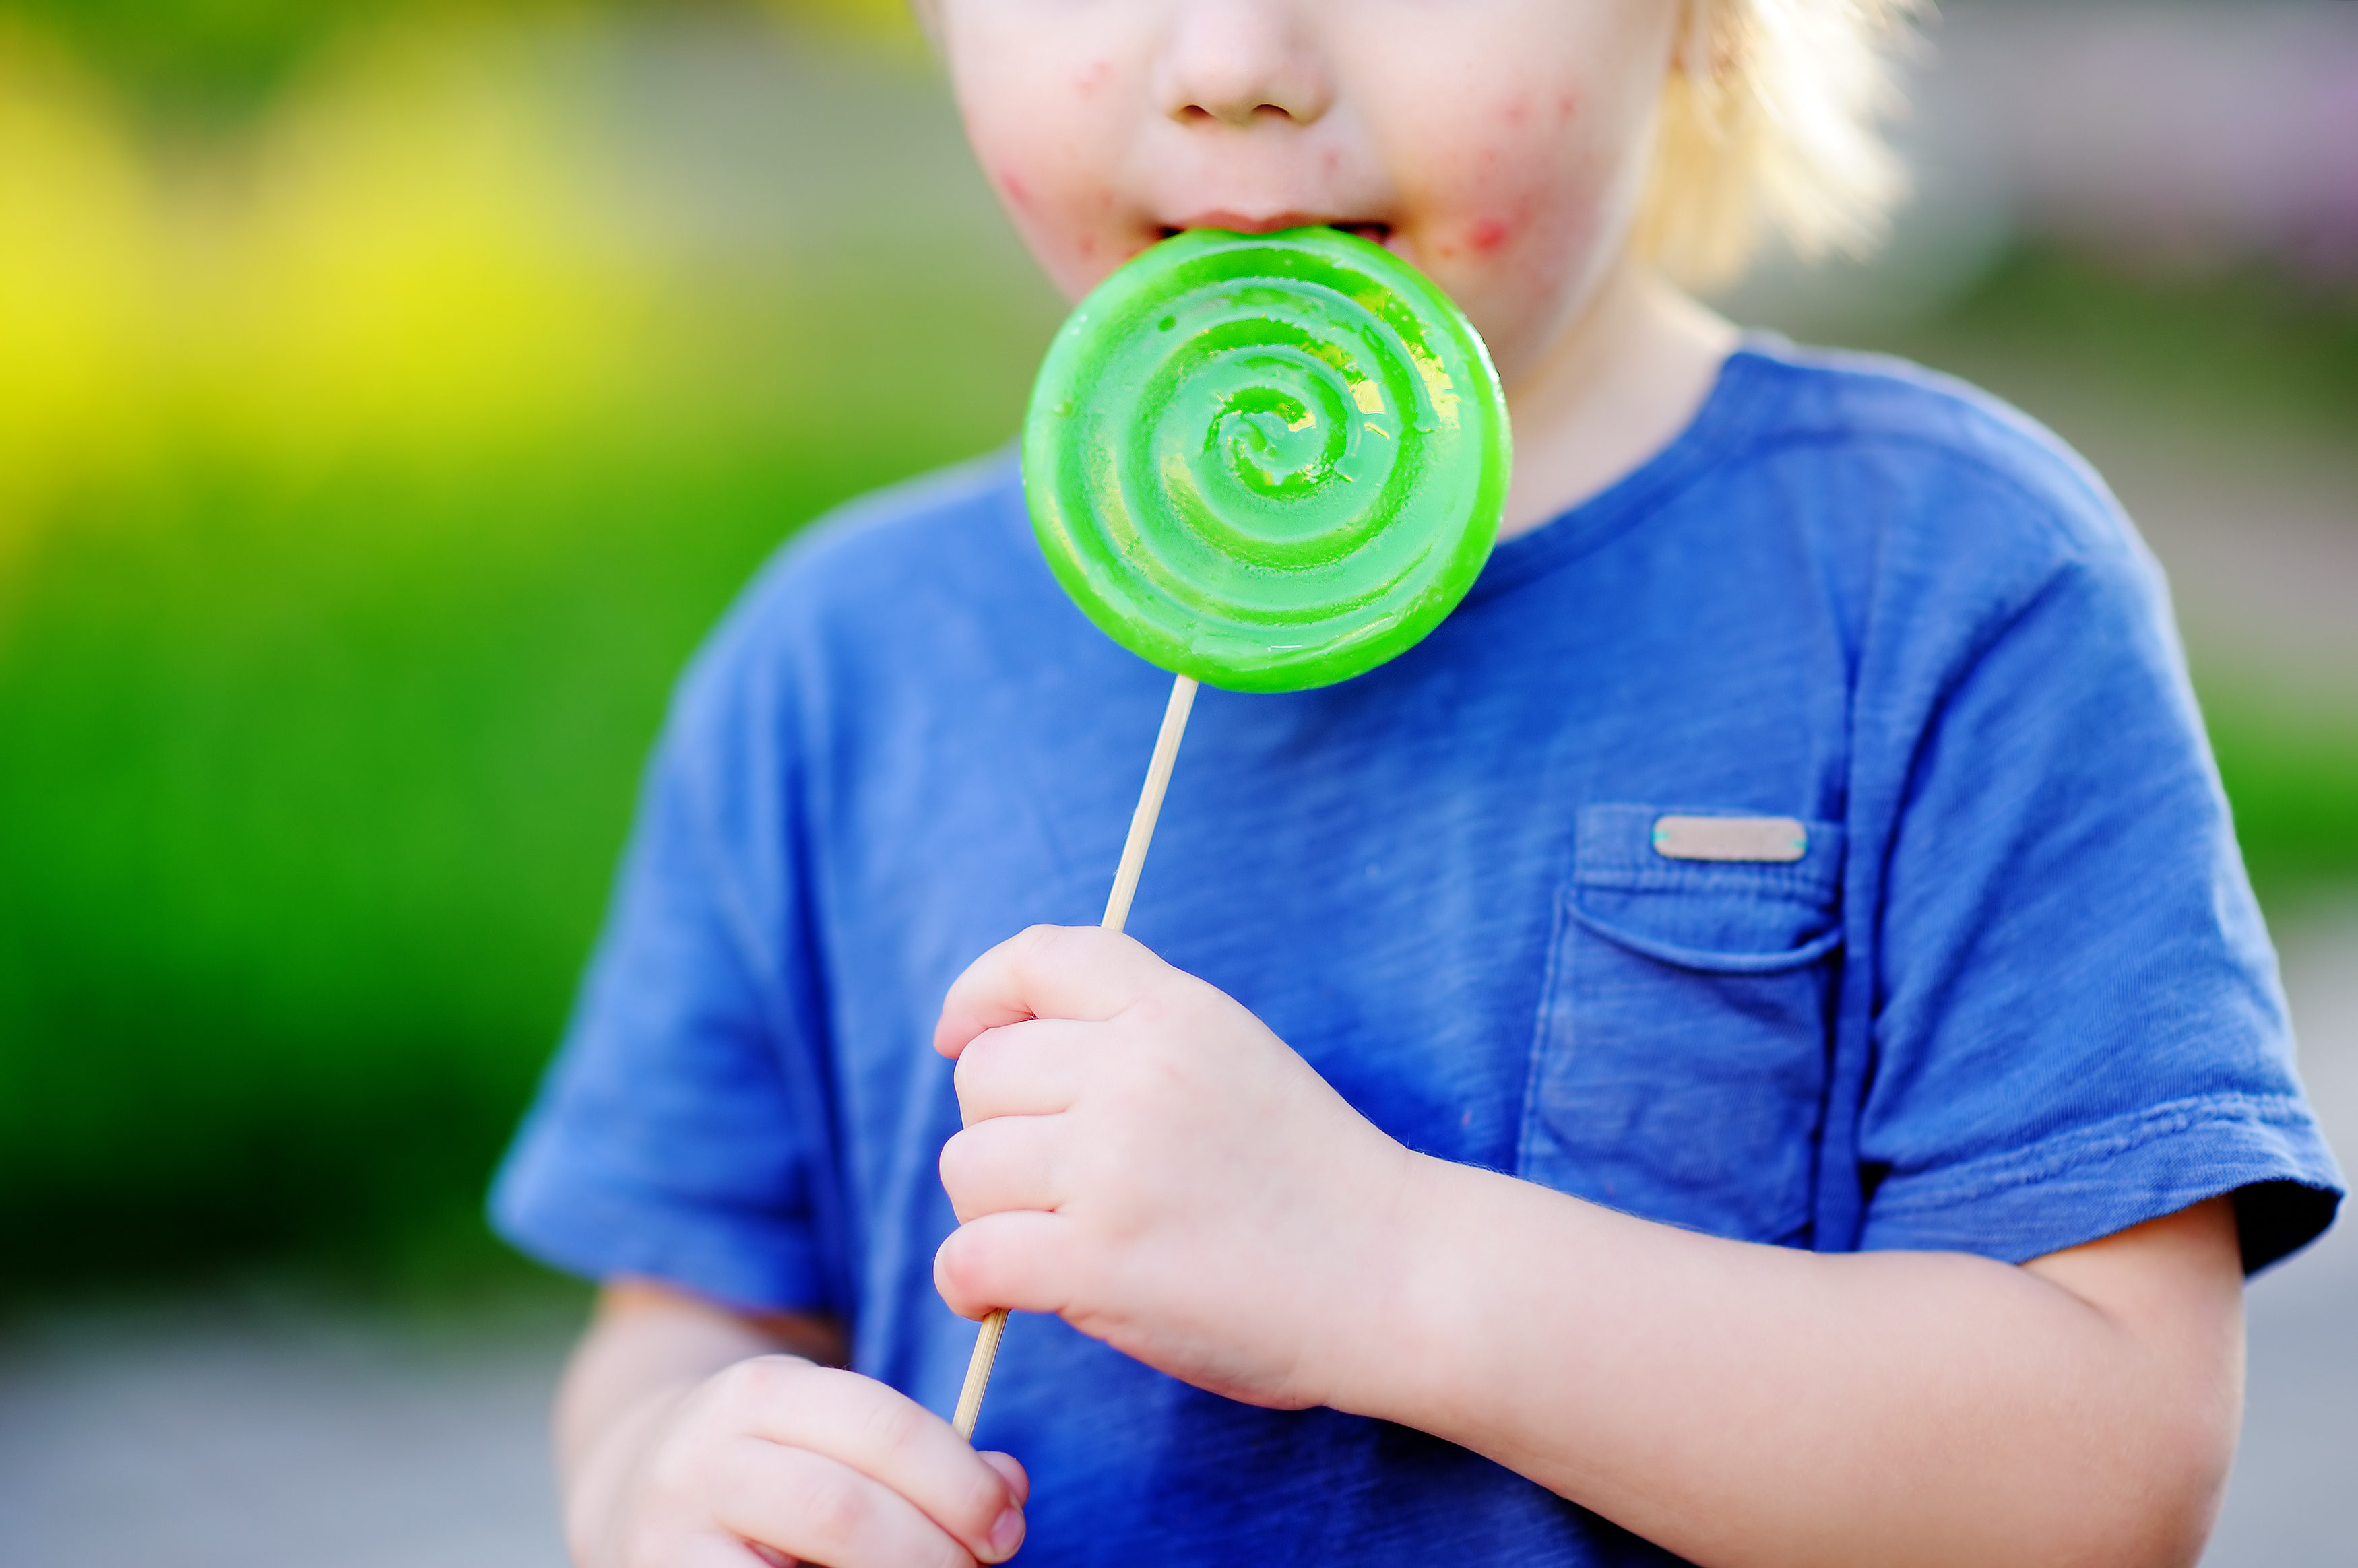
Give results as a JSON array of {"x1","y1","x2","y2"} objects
[
  {"x1": 0, "y1": 25, "x2": 158, "y2": 552},
  {"x1": 0, "y1": 12, "x2": 672, "y2": 559},
  {"x1": 208, "y1": 26, "x2": 660, "y2": 461}
]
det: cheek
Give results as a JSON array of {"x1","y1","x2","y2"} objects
[
  {"x1": 962, "y1": 81, "x2": 1149, "y2": 296},
  {"x1": 1401, "y1": 99, "x2": 1628, "y2": 358},
  {"x1": 1414, "y1": 84, "x2": 1603, "y2": 259}
]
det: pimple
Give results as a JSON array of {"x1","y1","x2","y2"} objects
[
  {"x1": 1555, "y1": 90, "x2": 1579, "y2": 123},
  {"x1": 1468, "y1": 218, "x2": 1510, "y2": 253},
  {"x1": 1500, "y1": 93, "x2": 1531, "y2": 127},
  {"x1": 1000, "y1": 172, "x2": 1031, "y2": 209},
  {"x1": 1075, "y1": 59, "x2": 1112, "y2": 95}
]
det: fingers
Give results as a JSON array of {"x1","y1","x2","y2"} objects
[
  {"x1": 710, "y1": 1437, "x2": 1017, "y2": 1568},
  {"x1": 936, "y1": 1209, "x2": 1074, "y2": 1320},
  {"x1": 978, "y1": 1451, "x2": 1030, "y2": 1508},
  {"x1": 940, "y1": 1114, "x2": 1069, "y2": 1221},
  {"x1": 935, "y1": 924, "x2": 1174, "y2": 1058},
  {"x1": 720, "y1": 1360, "x2": 1021, "y2": 1563},
  {"x1": 953, "y1": 1018, "x2": 1100, "y2": 1123}
]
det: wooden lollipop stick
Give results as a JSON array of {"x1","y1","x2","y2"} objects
[
  {"x1": 949, "y1": 672, "x2": 1201, "y2": 1443},
  {"x1": 1100, "y1": 674, "x2": 1200, "y2": 936}
]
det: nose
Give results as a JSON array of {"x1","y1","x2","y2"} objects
[{"x1": 1153, "y1": 0, "x2": 1331, "y2": 127}]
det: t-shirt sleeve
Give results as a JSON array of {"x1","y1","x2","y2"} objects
[
  {"x1": 489, "y1": 595, "x2": 845, "y2": 1313},
  {"x1": 1854, "y1": 483, "x2": 2342, "y2": 1274}
]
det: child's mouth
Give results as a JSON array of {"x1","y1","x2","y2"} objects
[{"x1": 1159, "y1": 220, "x2": 1392, "y2": 246}]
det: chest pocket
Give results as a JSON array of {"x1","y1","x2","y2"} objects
[{"x1": 1517, "y1": 804, "x2": 1845, "y2": 1245}]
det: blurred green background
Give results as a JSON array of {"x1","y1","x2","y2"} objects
[{"x1": 2, "y1": 0, "x2": 2353, "y2": 1307}]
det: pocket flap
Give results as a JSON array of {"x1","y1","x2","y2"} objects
[{"x1": 1572, "y1": 804, "x2": 1844, "y2": 971}]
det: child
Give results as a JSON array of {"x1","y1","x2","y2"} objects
[{"x1": 494, "y1": 1, "x2": 2344, "y2": 1563}]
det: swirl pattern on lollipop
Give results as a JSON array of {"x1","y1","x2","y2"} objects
[{"x1": 1024, "y1": 227, "x2": 1511, "y2": 693}]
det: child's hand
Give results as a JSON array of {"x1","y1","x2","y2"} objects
[
  {"x1": 564, "y1": 1319, "x2": 1028, "y2": 1568},
  {"x1": 932, "y1": 925, "x2": 1417, "y2": 1410}
]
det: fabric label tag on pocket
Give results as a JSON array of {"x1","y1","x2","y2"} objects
[{"x1": 1651, "y1": 814, "x2": 1809, "y2": 863}]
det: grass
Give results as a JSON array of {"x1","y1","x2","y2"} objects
[
  {"x1": 0, "y1": 447, "x2": 827, "y2": 1299},
  {"x1": 3, "y1": 211, "x2": 2352, "y2": 1304},
  {"x1": 1849, "y1": 247, "x2": 2358, "y2": 899},
  {"x1": 1876, "y1": 247, "x2": 2358, "y2": 444},
  {"x1": 0, "y1": 268, "x2": 1060, "y2": 1302},
  {"x1": 2206, "y1": 692, "x2": 2358, "y2": 905},
  {"x1": 0, "y1": 1, "x2": 917, "y2": 111}
]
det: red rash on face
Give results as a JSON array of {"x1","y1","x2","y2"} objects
[{"x1": 936, "y1": 0, "x2": 1686, "y2": 374}]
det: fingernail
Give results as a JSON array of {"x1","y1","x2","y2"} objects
[{"x1": 984, "y1": 1504, "x2": 1025, "y2": 1560}]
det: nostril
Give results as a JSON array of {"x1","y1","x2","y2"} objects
[{"x1": 1174, "y1": 100, "x2": 1302, "y2": 128}]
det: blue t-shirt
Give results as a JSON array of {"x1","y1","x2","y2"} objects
[{"x1": 493, "y1": 341, "x2": 2341, "y2": 1565}]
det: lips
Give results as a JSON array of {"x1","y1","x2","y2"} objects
[{"x1": 1159, "y1": 213, "x2": 1392, "y2": 245}]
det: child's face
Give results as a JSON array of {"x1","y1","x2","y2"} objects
[{"x1": 932, "y1": 0, "x2": 1682, "y2": 384}]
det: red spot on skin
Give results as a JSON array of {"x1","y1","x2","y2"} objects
[
  {"x1": 1075, "y1": 59, "x2": 1112, "y2": 96},
  {"x1": 1500, "y1": 94, "x2": 1531, "y2": 127},
  {"x1": 1468, "y1": 218, "x2": 1510, "y2": 253},
  {"x1": 1555, "y1": 90, "x2": 1579, "y2": 124},
  {"x1": 1322, "y1": 146, "x2": 1341, "y2": 173},
  {"x1": 1000, "y1": 172, "x2": 1031, "y2": 211}
]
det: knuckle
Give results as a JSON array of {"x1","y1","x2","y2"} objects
[
  {"x1": 857, "y1": 1392, "x2": 926, "y2": 1458},
  {"x1": 724, "y1": 1354, "x2": 800, "y2": 1412},
  {"x1": 792, "y1": 1464, "x2": 868, "y2": 1545}
]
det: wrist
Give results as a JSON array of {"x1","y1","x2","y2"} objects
[
  {"x1": 1301, "y1": 1148, "x2": 1478, "y2": 1425},
  {"x1": 561, "y1": 1375, "x2": 699, "y2": 1568}
]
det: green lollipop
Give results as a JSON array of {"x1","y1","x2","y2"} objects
[
  {"x1": 951, "y1": 228, "x2": 1511, "y2": 1444},
  {"x1": 1024, "y1": 226, "x2": 1511, "y2": 694}
]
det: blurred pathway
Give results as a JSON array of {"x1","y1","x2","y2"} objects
[
  {"x1": 2206, "y1": 907, "x2": 2358, "y2": 1568},
  {"x1": 0, "y1": 1292, "x2": 578, "y2": 1568},
  {"x1": 0, "y1": 914, "x2": 2350, "y2": 1566}
]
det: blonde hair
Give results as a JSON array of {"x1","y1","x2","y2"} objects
[{"x1": 1634, "y1": 0, "x2": 1921, "y2": 289}]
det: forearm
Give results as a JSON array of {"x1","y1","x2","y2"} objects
[{"x1": 1326, "y1": 1161, "x2": 2242, "y2": 1568}]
